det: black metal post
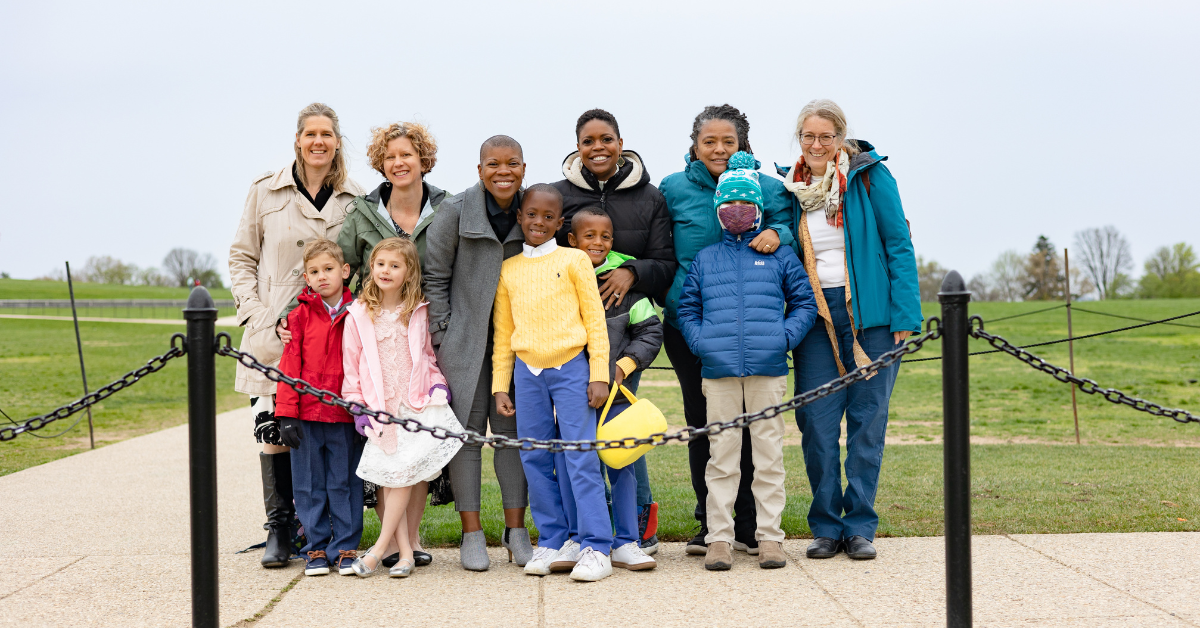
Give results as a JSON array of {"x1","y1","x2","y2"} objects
[
  {"x1": 65, "y1": 262, "x2": 95, "y2": 449},
  {"x1": 184, "y1": 287, "x2": 219, "y2": 628},
  {"x1": 939, "y1": 270, "x2": 972, "y2": 628}
]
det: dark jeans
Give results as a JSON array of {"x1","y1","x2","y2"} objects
[
  {"x1": 794, "y1": 286, "x2": 902, "y2": 542},
  {"x1": 662, "y1": 323, "x2": 756, "y2": 540}
]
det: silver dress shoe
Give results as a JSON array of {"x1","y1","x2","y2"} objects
[
  {"x1": 351, "y1": 551, "x2": 382, "y2": 577},
  {"x1": 502, "y1": 527, "x2": 534, "y2": 566},
  {"x1": 389, "y1": 558, "x2": 414, "y2": 578},
  {"x1": 460, "y1": 529, "x2": 491, "y2": 571}
]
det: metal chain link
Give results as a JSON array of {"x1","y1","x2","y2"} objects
[
  {"x1": 969, "y1": 316, "x2": 1199, "y2": 424},
  {"x1": 216, "y1": 322, "x2": 942, "y2": 453},
  {"x1": 0, "y1": 334, "x2": 188, "y2": 442}
]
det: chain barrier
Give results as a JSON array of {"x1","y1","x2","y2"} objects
[
  {"x1": 0, "y1": 334, "x2": 188, "y2": 442},
  {"x1": 969, "y1": 316, "x2": 1199, "y2": 424},
  {"x1": 216, "y1": 322, "x2": 942, "y2": 453}
]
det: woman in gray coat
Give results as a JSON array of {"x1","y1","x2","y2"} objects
[{"x1": 423, "y1": 135, "x2": 531, "y2": 570}]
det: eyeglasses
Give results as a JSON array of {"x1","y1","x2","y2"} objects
[{"x1": 799, "y1": 133, "x2": 838, "y2": 146}]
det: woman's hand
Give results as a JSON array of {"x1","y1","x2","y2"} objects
[
  {"x1": 495, "y1": 392, "x2": 515, "y2": 417},
  {"x1": 587, "y1": 382, "x2": 609, "y2": 409},
  {"x1": 749, "y1": 229, "x2": 781, "y2": 254},
  {"x1": 598, "y1": 267, "x2": 636, "y2": 310},
  {"x1": 276, "y1": 319, "x2": 292, "y2": 344},
  {"x1": 894, "y1": 330, "x2": 912, "y2": 344}
]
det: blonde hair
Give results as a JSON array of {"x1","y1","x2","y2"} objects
[
  {"x1": 795, "y1": 99, "x2": 861, "y2": 157},
  {"x1": 302, "y1": 238, "x2": 345, "y2": 266},
  {"x1": 359, "y1": 238, "x2": 423, "y2": 324},
  {"x1": 294, "y1": 102, "x2": 349, "y2": 190},
  {"x1": 367, "y1": 122, "x2": 438, "y2": 176}
]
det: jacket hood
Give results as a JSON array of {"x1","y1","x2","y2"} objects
[
  {"x1": 594, "y1": 250, "x2": 635, "y2": 275},
  {"x1": 774, "y1": 140, "x2": 884, "y2": 179},
  {"x1": 296, "y1": 285, "x2": 354, "y2": 318},
  {"x1": 561, "y1": 150, "x2": 649, "y2": 193}
]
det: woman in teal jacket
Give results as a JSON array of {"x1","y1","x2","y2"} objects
[
  {"x1": 659, "y1": 104, "x2": 795, "y2": 556},
  {"x1": 779, "y1": 99, "x2": 920, "y2": 562}
]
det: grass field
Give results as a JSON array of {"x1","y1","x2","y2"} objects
[
  {"x1": 2, "y1": 299, "x2": 1198, "y2": 543},
  {"x1": 0, "y1": 278, "x2": 234, "y2": 300}
]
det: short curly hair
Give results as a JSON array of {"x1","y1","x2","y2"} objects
[{"x1": 367, "y1": 122, "x2": 438, "y2": 176}]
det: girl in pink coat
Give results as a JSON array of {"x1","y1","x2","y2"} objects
[{"x1": 344, "y1": 238, "x2": 463, "y2": 578}]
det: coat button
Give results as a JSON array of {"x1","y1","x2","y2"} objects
[
  {"x1": 296, "y1": 240, "x2": 304, "y2": 247},
  {"x1": 291, "y1": 269, "x2": 299, "y2": 276}
]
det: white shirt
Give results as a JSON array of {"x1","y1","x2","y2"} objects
[
  {"x1": 806, "y1": 208, "x2": 846, "y2": 288},
  {"x1": 520, "y1": 238, "x2": 562, "y2": 376},
  {"x1": 376, "y1": 193, "x2": 435, "y2": 235},
  {"x1": 323, "y1": 295, "x2": 343, "y2": 320}
]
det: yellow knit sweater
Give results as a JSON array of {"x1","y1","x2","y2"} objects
[{"x1": 492, "y1": 247, "x2": 610, "y2": 394}]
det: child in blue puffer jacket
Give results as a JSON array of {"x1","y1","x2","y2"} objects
[{"x1": 677, "y1": 151, "x2": 817, "y2": 572}]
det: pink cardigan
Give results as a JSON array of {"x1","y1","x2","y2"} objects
[{"x1": 342, "y1": 300, "x2": 451, "y2": 443}]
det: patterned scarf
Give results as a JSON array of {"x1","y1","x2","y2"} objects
[{"x1": 782, "y1": 149, "x2": 850, "y2": 227}]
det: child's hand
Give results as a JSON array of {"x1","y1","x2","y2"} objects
[
  {"x1": 276, "y1": 319, "x2": 293, "y2": 344},
  {"x1": 587, "y1": 381, "x2": 609, "y2": 409},
  {"x1": 614, "y1": 365, "x2": 627, "y2": 389},
  {"x1": 430, "y1": 388, "x2": 449, "y2": 406},
  {"x1": 495, "y1": 392, "x2": 515, "y2": 417}
]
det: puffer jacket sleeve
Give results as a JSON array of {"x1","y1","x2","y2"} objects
[
  {"x1": 761, "y1": 177, "x2": 796, "y2": 253},
  {"x1": 623, "y1": 189, "x2": 676, "y2": 300},
  {"x1": 619, "y1": 297, "x2": 664, "y2": 373},
  {"x1": 676, "y1": 257, "x2": 705, "y2": 357},
  {"x1": 779, "y1": 250, "x2": 818, "y2": 351},
  {"x1": 229, "y1": 183, "x2": 266, "y2": 326},
  {"x1": 274, "y1": 306, "x2": 307, "y2": 419},
  {"x1": 423, "y1": 197, "x2": 459, "y2": 346},
  {"x1": 865, "y1": 164, "x2": 922, "y2": 333}
]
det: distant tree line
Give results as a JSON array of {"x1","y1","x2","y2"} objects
[
  {"x1": 35, "y1": 248, "x2": 224, "y2": 289},
  {"x1": 918, "y1": 227, "x2": 1200, "y2": 301}
]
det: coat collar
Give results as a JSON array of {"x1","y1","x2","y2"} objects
[
  {"x1": 682, "y1": 153, "x2": 763, "y2": 190},
  {"x1": 268, "y1": 160, "x2": 361, "y2": 196},
  {"x1": 458, "y1": 182, "x2": 525, "y2": 244},
  {"x1": 297, "y1": 285, "x2": 353, "y2": 321},
  {"x1": 561, "y1": 150, "x2": 648, "y2": 193},
  {"x1": 774, "y1": 140, "x2": 886, "y2": 181}
]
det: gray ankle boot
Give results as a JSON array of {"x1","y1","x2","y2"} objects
[
  {"x1": 502, "y1": 527, "x2": 534, "y2": 566},
  {"x1": 460, "y1": 530, "x2": 490, "y2": 571}
]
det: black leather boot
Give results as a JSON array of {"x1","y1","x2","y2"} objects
[{"x1": 260, "y1": 452, "x2": 292, "y2": 568}]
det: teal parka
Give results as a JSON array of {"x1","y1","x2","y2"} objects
[
  {"x1": 776, "y1": 141, "x2": 921, "y2": 334},
  {"x1": 660, "y1": 155, "x2": 795, "y2": 329},
  {"x1": 339, "y1": 181, "x2": 449, "y2": 290}
]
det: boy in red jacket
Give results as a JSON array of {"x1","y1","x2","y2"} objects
[{"x1": 275, "y1": 239, "x2": 363, "y2": 577}]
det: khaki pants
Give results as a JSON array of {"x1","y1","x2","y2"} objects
[{"x1": 702, "y1": 375, "x2": 788, "y2": 544}]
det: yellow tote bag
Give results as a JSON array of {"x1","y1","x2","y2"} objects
[{"x1": 596, "y1": 384, "x2": 668, "y2": 469}]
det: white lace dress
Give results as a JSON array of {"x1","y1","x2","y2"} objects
[{"x1": 356, "y1": 308, "x2": 463, "y2": 488}]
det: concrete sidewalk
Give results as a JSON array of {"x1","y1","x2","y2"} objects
[{"x1": 1, "y1": 407, "x2": 1198, "y2": 627}]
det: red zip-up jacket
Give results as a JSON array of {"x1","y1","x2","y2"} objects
[{"x1": 275, "y1": 285, "x2": 353, "y2": 423}]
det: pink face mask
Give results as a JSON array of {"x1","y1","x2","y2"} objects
[{"x1": 717, "y1": 203, "x2": 760, "y2": 235}]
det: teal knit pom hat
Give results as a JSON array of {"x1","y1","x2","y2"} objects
[{"x1": 714, "y1": 151, "x2": 763, "y2": 209}]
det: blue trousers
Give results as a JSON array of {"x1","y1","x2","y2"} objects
[
  {"x1": 795, "y1": 287, "x2": 901, "y2": 542},
  {"x1": 290, "y1": 420, "x2": 364, "y2": 556},
  {"x1": 514, "y1": 352, "x2": 613, "y2": 553},
  {"x1": 559, "y1": 401, "x2": 640, "y2": 549}
]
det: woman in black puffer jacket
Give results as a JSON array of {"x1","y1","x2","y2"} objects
[{"x1": 551, "y1": 108, "x2": 674, "y2": 554}]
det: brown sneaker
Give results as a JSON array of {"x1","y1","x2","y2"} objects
[
  {"x1": 758, "y1": 541, "x2": 787, "y2": 569},
  {"x1": 704, "y1": 541, "x2": 732, "y2": 571}
]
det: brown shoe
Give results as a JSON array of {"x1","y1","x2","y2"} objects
[
  {"x1": 704, "y1": 541, "x2": 732, "y2": 571},
  {"x1": 758, "y1": 541, "x2": 787, "y2": 569}
]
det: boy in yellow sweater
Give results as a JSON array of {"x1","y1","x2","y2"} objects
[{"x1": 492, "y1": 184, "x2": 613, "y2": 582}]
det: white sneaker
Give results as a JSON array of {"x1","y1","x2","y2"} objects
[
  {"x1": 569, "y1": 547, "x2": 612, "y2": 582},
  {"x1": 611, "y1": 542, "x2": 656, "y2": 571},
  {"x1": 524, "y1": 546, "x2": 559, "y2": 576},
  {"x1": 549, "y1": 539, "x2": 581, "y2": 572}
]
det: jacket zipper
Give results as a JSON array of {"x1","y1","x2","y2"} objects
[
  {"x1": 737, "y1": 234, "x2": 745, "y2": 377},
  {"x1": 599, "y1": 191, "x2": 607, "y2": 211}
]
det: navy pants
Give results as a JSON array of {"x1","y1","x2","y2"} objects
[
  {"x1": 290, "y1": 420, "x2": 364, "y2": 556},
  {"x1": 559, "y1": 401, "x2": 640, "y2": 549},
  {"x1": 795, "y1": 286, "x2": 902, "y2": 542},
  {"x1": 515, "y1": 353, "x2": 613, "y2": 553}
]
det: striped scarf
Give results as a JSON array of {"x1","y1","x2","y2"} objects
[{"x1": 782, "y1": 149, "x2": 850, "y2": 227}]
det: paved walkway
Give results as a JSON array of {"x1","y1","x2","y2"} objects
[{"x1": 1, "y1": 407, "x2": 1198, "y2": 627}]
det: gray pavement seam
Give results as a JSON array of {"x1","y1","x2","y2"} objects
[
  {"x1": 230, "y1": 572, "x2": 303, "y2": 627},
  {"x1": 785, "y1": 544, "x2": 865, "y2": 627},
  {"x1": 1003, "y1": 534, "x2": 1198, "y2": 627},
  {"x1": 0, "y1": 556, "x2": 84, "y2": 602}
]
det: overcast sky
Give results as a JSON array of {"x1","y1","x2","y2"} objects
[{"x1": 2, "y1": 0, "x2": 1197, "y2": 285}]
